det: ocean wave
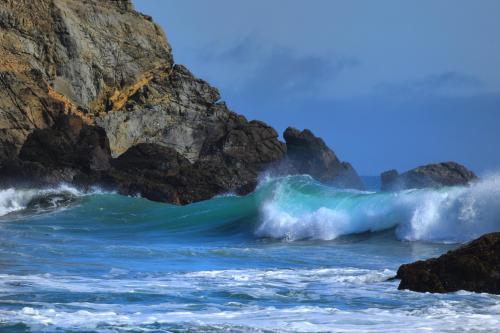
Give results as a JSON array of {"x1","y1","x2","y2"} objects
[
  {"x1": 255, "y1": 174, "x2": 500, "y2": 243},
  {"x1": 1, "y1": 174, "x2": 499, "y2": 243}
]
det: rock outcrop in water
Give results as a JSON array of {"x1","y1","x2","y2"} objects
[
  {"x1": 283, "y1": 127, "x2": 364, "y2": 189},
  {"x1": 381, "y1": 162, "x2": 477, "y2": 191},
  {"x1": 396, "y1": 232, "x2": 500, "y2": 294},
  {"x1": 0, "y1": 0, "x2": 364, "y2": 203}
]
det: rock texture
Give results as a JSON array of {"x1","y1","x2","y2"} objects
[
  {"x1": 0, "y1": 115, "x2": 111, "y2": 189},
  {"x1": 283, "y1": 127, "x2": 364, "y2": 189},
  {"x1": 396, "y1": 233, "x2": 500, "y2": 294},
  {"x1": 0, "y1": 0, "x2": 289, "y2": 203},
  {"x1": 381, "y1": 162, "x2": 477, "y2": 191},
  {"x1": 0, "y1": 0, "x2": 363, "y2": 204},
  {"x1": 0, "y1": 0, "x2": 172, "y2": 162}
]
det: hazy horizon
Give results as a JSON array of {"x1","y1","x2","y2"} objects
[{"x1": 134, "y1": 0, "x2": 500, "y2": 175}]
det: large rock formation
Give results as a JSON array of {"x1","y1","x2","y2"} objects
[
  {"x1": 0, "y1": 0, "x2": 364, "y2": 203},
  {"x1": 0, "y1": 0, "x2": 288, "y2": 203},
  {"x1": 283, "y1": 127, "x2": 364, "y2": 189},
  {"x1": 381, "y1": 162, "x2": 477, "y2": 191},
  {"x1": 396, "y1": 233, "x2": 500, "y2": 294}
]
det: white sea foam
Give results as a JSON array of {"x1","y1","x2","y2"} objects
[
  {"x1": 0, "y1": 267, "x2": 401, "y2": 332},
  {"x1": 256, "y1": 174, "x2": 500, "y2": 243},
  {"x1": 0, "y1": 267, "x2": 394, "y2": 296},
  {"x1": 0, "y1": 185, "x2": 103, "y2": 217},
  {"x1": 1, "y1": 267, "x2": 500, "y2": 332},
  {"x1": 2, "y1": 298, "x2": 500, "y2": 333}
]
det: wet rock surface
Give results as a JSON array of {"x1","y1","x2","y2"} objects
[
  {"x1": 381, "y1": 162, "x2": 477, "y2": 191},
  {"x1": 396, "y1": 232, "x2": 500, "y2": 294}
]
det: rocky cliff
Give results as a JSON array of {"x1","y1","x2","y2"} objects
[
  {"x1": 0, "y1": 0, "x2": 171, "y2": 158},
  {"x1": 0, "y1": 0, "x2": 362, "y2": 203}
]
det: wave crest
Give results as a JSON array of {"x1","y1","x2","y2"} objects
[{"x1": 255, "y1": 174, "x2": 500, "y2": 243}]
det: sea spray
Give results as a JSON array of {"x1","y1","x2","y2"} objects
[{"x1": 255, "y1": 174, "x2": 500, "y2": 243}]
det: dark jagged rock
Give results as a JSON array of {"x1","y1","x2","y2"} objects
[
  {"x1": 283, "y1": 127, "x2": 364, "y2": 189},
  {"x1": 381, "y1": 162, "x2": 477, "y2": 191},
  {"x1": 106, "y1": 143, "x2": 219, "y2": 204},
  {"x1": 0, "y1": 115, "x2": 111, "y2": 188},
  {"x1": 0, "y1": 114, "x2": 282, "y2": 204},
  {"x1": 396, "y1": 233, "x2": 500, "y2": 294}
]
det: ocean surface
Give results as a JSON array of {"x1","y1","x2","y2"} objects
[{"x1": 1, "y1": 175, "x2": 500, "y2": 332}]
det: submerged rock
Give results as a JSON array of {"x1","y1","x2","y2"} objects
[
  {"x1": 396, "y1": 232, "x2": 500, "y2": 294},
  {"x1": 26, "y1": 192, "x2": 78, "y2": 212},
  {"x1": 283, "y1": 127, "x2": 364, "y2": 190},
  {"x1": 381, "y1": 162, "x2": 477, "y2": 191}
]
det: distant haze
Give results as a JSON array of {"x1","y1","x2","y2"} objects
[{"x1": 134, "y1": 0, "x2": 500, "y2": 175}]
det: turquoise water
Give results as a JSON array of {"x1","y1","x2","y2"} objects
[{"x1": 1, "y1": 175, "x2": 500, "y2": 332}]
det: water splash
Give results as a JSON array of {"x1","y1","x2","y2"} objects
[{"x1": 255, "y1": 174, "x2": 500, "y2": 243}]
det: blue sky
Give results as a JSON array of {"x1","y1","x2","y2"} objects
[{"x1": 133, "y1": 0, "x2": 500, "y2": 175}]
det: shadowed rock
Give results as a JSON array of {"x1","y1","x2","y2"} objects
[
  {"x1": 283, "y1": 127, "x2": 364, "y2": 190},
  {"x1": 396, "y1": 232, "x2": 500, "y2": 294},
  {"x1": 0, "y1": 114, "x2": 284, "y2": 204},
  {"x1": 381, "y1": 162, "x2": 477, "y2": 191},
  {"x1": 0, "y1": 115, "x2": 111, "y2": 188}
]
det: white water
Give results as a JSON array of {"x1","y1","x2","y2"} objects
[
  {"x1": 1, "y1": 268, "x2": 499, "y2": 333},
  {"x1": 256, "y1": 174, "x2": 500, "y2": 243},
  {"x1": 0, "y1": 185, "x2": 106, "y2": 217}
]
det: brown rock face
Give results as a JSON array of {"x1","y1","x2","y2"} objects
[
  {"x1": 396, "y1": 232, "x2": 500, "y2": 294},
  {"x1": 0, "y1": 0, "x2": 172, "y2": 160},
  {"x1": 283, "y1": 127, "x2": 364, "y2": 189}
]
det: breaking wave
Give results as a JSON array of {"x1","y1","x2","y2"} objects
[
  {"x1": 0, "y1": 174, "x2": 499, "y2": 243},
  {"x1": 255, "y1": 174, "x2": 500, "y2": 243}
]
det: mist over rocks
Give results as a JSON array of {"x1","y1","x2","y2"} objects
[
  {"x1": 396, "y1": 232, "x2": 500, "y2": 294},
  {"x1": 283, "y1": 127, "x2": 364, "y2": 190},
  {"x1": 381, "y1": 162, "x2": 477, "y2": 191}
]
